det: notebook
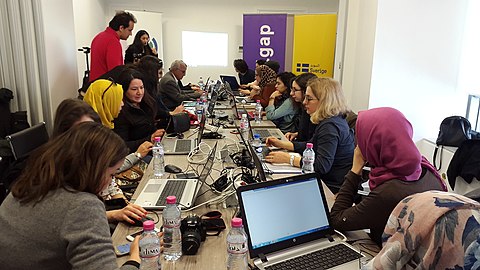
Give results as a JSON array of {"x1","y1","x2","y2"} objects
[
  {"x1": 237, "y1": 174, "x2": 363, "y2": 270},
  {"x1": 134, "y1": 142, "x2": 218, "y2": 210},
  {"x1": 163, "y1": 112, "x2": 206, "y2": 154}
]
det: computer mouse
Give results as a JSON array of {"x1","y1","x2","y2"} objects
[
  {"x1": 165, "y1": 164, "x2": 183, "y2": 174},
  {"x1": 130, "y1": 216, "x2": 153, "y2": 227}
]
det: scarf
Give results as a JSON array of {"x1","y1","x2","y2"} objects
[{"x1": 84, "y1": 79, "x2": 123, "y2": 129}]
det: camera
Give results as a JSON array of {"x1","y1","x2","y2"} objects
[{"x1": 180, "y1": 214, "x2": 206, "y2": 255}]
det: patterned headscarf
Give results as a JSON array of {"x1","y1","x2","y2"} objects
[
  {"x1": 257, "y1": 65, "x2": 277, "y2": 89},
  {"x1": 356, "y1": 107, "x2": 445, "y2": 190},
  {"x1": 365, "y1": 191, "x2": 480, "y2": 270},
  {"x1": 84, "y1": 79, "x2": 123, "y2": 129}
]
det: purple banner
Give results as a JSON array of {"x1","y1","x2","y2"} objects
[{"x1": 243, "y1": 14, "x2": 287, "y2": 73}]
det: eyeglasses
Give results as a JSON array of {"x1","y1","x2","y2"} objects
[
  {"x1": 303, "y1": 96, "x2": 318, "y2": 103},
  {"x1": 101, "y1": 79, "x2": 116, "y2": 100}
]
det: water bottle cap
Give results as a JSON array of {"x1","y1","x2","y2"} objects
[
  {"x1": 241, "y1": 114, "x2": 247, "y2": 118},
  {"x1": 154, "y1": 137, "x2": 161, "y2": 142},
  {"x1": 254, "y1": 134, "x2": 260, "y2": 139},
  {"x1": 231, "y1": 217, "x2": 243, "y2": 227},
  {"x1": 143, "y1": 220, "x2": 155, "y2": 230},
  {"x1": 256, "y1": 100, "x2": 260, "y2": 103},
  {"x1": 166, "y1": 196, "x2": 177, "y2": 204},
  {"x1": 306, "y1": 143, "x2": 313, "y2": 148}
]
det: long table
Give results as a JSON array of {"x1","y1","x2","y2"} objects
[{"x1": 113, "y1": 130, "x2": 379, "y2": 269}]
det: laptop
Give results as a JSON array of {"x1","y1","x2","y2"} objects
[
  {"x1": 183, "y1": 77, "x2": 212, "y2": 107},
  {"x1": 246, "y1": 117, "x2": 283, "y2": 143},
  {"x1": 134, "y1": 142, "x2": 218, "y2": 210},
  {"x1": 220, "y1": 75, "x2": 240, "y2": 92},
  {"x1": 237, "y1": 174, "x2": 363, "y2": 270},
  {"x1": 163, "y1": 112, "x2": 206, "y2": 154}
]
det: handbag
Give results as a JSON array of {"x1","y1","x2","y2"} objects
[
  {"x1": 433, "y1": 116, "x2": 472, "y2": 170},
  {"x1": 115, "y1": 160, "x2": 148, "y2": 182}
]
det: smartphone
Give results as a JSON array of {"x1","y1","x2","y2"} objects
[
  {"x1": 115, "y1": 242, "x2": 131, "y2": 256},
  {"x1": 126, "y1": 227, "x2": 160, "y2": 242}
]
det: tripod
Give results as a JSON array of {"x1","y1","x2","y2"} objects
[{"x1": 77, "y1": 46, "x2": 90, "y2": 99}]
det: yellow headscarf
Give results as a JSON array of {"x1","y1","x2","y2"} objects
[{"x1": 84, "y1": 79, "x2": 123, "y2": 129}]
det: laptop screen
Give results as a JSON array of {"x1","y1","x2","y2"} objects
[
  {"x1": 220, "y1": 75, "x2": 240, "y2": 90},
  {"x1": 237, "y1": 174, "x2": 334, "y2": 258}
]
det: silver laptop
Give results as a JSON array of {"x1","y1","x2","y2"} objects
[
  {"x1": 163, "y1": 112, "x2": 206, "y2": 154},
  {"x1": 237, "y1": 174, "x2": 364, "y2": 270},
  {"x1": 134, "y1": 142, "x2": 218, "y2": 210}
]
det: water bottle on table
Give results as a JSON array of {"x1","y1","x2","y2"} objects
[
  {"x1": 226, "y1": 218, "x2": 248, "y2": 270},
  {"x1": 254, "y1": 100, "x2": 262, "y2": 123},
  {"x1": 139, "y1": 220, "x2": 161, "y2": 270},
  {"x1": 163, "y1": 196, "x2": 182, "y2": 261},
  {"x1": 252, "y1": 134, "x2": 263, "y2": 160},
  {"x1": 239, "y1": 114, "x2": 250, "y2": 141},
  {"x1": 152, "y1": 137, "x2": 165, "y2": 178},
  {"x1": 302, "y1": 143, "x2": 315, "y2": 174}
]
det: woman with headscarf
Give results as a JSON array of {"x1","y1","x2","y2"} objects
[
  {"x1": 250, "y1": 65, "x2": 277, "y2": 108},
  {"x1": 330, "y1": 107, "x2": 447, "y2": 246},
  {"x1": 364, "y1": 190, "x2": 480, "y2": 269}
]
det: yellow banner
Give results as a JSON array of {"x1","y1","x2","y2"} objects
[{"x1": 292, "y1": 14, "x2": 337, "y2": 77}]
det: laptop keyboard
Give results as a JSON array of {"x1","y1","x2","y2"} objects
[
  {"x1": 265, "y1": 244, "x2": 362, "y2": 270},
  {"x1": 155, "y1": 180, "x2": 187, "y2": 206},
  {"x1": 175, "y1": 140, "x2": 192, "y2": 152}
]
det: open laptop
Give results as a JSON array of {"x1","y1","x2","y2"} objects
[
  {"x1": 183, "y1": 77, "x2": 212, "y2": 107},
  {"x1": 134, "y1": 142, "x2": 218, "y2": 210},
  {"x1": 220, "y1": 75, "x2": 240, "y2": 93},
  {"x1": 237, "y1": 174, "x2": 363, "y2": 270},
  {"x1": 246, "y1": 117, "x2": 283, "y2": 143},
  {"x1": 163, "y1": 112, "x2": 206, "y2": 154}
]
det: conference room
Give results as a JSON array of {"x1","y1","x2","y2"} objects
[{"x1": 1, "y1": 0, "x2": 480, "y2": 270}]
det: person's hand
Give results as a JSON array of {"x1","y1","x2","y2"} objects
[
  {"x1": 285, "y1": 132, "x2": 298, "y2": 141},
  {"x1": 151, "y1": 47, "x2": 157, "y2": 54},
  {"x1": 136, "y1": 141, "x2": 153, "y2": 158},
  {"x1": 110, "y1": 203, "x2": 148, "y2": 224},
  {"x1": 265, "y1": 151, "x2": 290, "y2": 164},
  {"x1": 351, "y1": 146, "x2": 366, "y2": 175},
  {"x1": 151, "y1": 129, "x2": 165, "y2": 142},
  {"x1": 240, "y1": 89, "x2": 251, "y2": 95},
  {"x1": 269, "y1": 90, "x2": 282, "y2": 100},
  {"x1": 128, "y1": 235, "x2": 141, "y2": 263},
  {"x1": 192, "y1": 85, "x2": 201, "y2": 92},
  {"x1": 170, "y1": 105, "x2": 185, "y2": 115}
]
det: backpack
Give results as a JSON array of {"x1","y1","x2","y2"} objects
[{"x1": 433, "y1": 116, "x2": 471, "y2": 170}]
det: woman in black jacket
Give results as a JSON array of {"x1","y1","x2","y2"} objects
[{"x1": 124, "y1": 30, "x2": 158, "y2": 64}]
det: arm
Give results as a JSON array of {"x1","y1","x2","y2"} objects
[
  {"x1": 312, "y1": 124, "x2": 340, "y2": 174},
  {"x1": 252, "y1": 85, "x2": 275, "y2": 108},
  {"x1": 162, "y1": 80, "x2": 200, "y2": 107},
  {"x1": 62, "y1": 195, "x2": 140, "y2": 269},
  {"x1": 265, "y1": 98, "x2": 295, "y2": 120},
  {"x1": 113, "y1": 114, "x2": 150, "y2": 152}
]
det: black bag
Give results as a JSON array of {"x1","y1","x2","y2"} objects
[{"x1": 433, "y1": 116, "x2": 471, "y2": 170}]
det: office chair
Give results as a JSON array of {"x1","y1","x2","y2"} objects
[{"x1": 6, "y1": 122, "x2": 49, "y2": 160}]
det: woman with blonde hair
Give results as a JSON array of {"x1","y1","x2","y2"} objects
[
  {"x1": 0, "y1": 122, "x2": 141, "y2": 269},
  {"x1": 266, "y1": 77, "x2": 354, "y2": 193}
]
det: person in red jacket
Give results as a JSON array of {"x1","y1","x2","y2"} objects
[{"x1": 90, "y1": 11, "x2": 136, "y2": 82}]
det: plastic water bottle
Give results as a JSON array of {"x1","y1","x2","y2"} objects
[
  {"x1": 163, "y1": 196, "x2": 182, "y2": 261},
  {"x1": 226, "y1": 218, "x2": 248, "y2": 270},
  {"x1": 198, "y1": 76, "x2": 204, "y2": 89},
  {"x1": 139, "y1": 220, "x2": 161, "y2": 270},
  {"x1": 239, "y1": 114, "x2": 250, "y2": 141},
  {"x1": 152, "y1": 137, "x2": 165, "y2": 178},
  {"x1": 252, "y1": 134, "x2": 263, "y2": 160},
  {"x1": 302, "y1": 143, "x2": 315, "y2": 174},
  {"x1": 195, "y1": 98, "x2": 202, "y2": 112},
  {"x1": 254, "y1": 100, "x2": 262, "y2": 123}
]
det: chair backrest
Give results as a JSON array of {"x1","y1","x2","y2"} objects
[{"x1": 5, "y1": 122, "x2": 49, "y2": 160}]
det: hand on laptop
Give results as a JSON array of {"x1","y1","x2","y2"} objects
[
  {"x1": 136, "y1": 141, "x2": 153, "y2": 158},
  {"x1": 265, "y1": 151, "x2": 290, "y2": 164},
  {"x1": 170, "y1": 105, "x2": 185, "y2": 115},
  {"x1": 265, "y1": 137, "x2": 293, "y2": 151},
  {"x1": 239, "y1": 89, "x2": 251, "y2": 96},
  {"x1": 150, "y1": 129, "x2": 165, "y2": 142},
  {"x1": 107, "y1": 203, "x2": 148, "y2": 224}
]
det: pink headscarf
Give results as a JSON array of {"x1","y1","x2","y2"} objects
[{"x1": 356, "y1": 107, "x2": 445, "y2": 190}]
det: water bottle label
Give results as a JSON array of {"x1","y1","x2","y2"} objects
[
  {"x1": 163, "y1": 218, "x2": 180, "y2": 228},
  {"x1": 140, "y1": 246, "x2": 161, "y2": 258},
  {"x1": 227, "y1": 242, "x2": 248, "y2": 254}
]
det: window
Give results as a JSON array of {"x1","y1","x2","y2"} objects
[
  {"x1": 466, "y1": 94, "x2": 480, "y2": 132},
  {"x1": 182, "y1": 31, "x2": 228, "y2": 67}
]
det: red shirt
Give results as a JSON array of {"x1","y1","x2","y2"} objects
[{"x1": 89, "y1": 27, "x2": 123, "y2": 82}]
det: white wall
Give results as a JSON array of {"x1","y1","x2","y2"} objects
[
  {"x1": 342, "y1": 0, "x2": 470, "y2": 141},
  {"x1": 103, "y1": 0, "x2": 339, "y2": 84},
  {"x1": 72, "y1": 0, "x2": 107, "y2": 85},
  {"x1": 39, "y1": 0, "x2": 79, "y2": 122}
]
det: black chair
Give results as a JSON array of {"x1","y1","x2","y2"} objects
[{"x1": 6, "y1": 122, "x2": 49, "y2": 160}]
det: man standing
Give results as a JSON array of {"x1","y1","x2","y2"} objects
[
  {"x1": 89, "y1": 11, "x2": 136, "y2": 82},
  {"x1": 159, "y1": 60, "x2": 203, "y2": 110}
]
